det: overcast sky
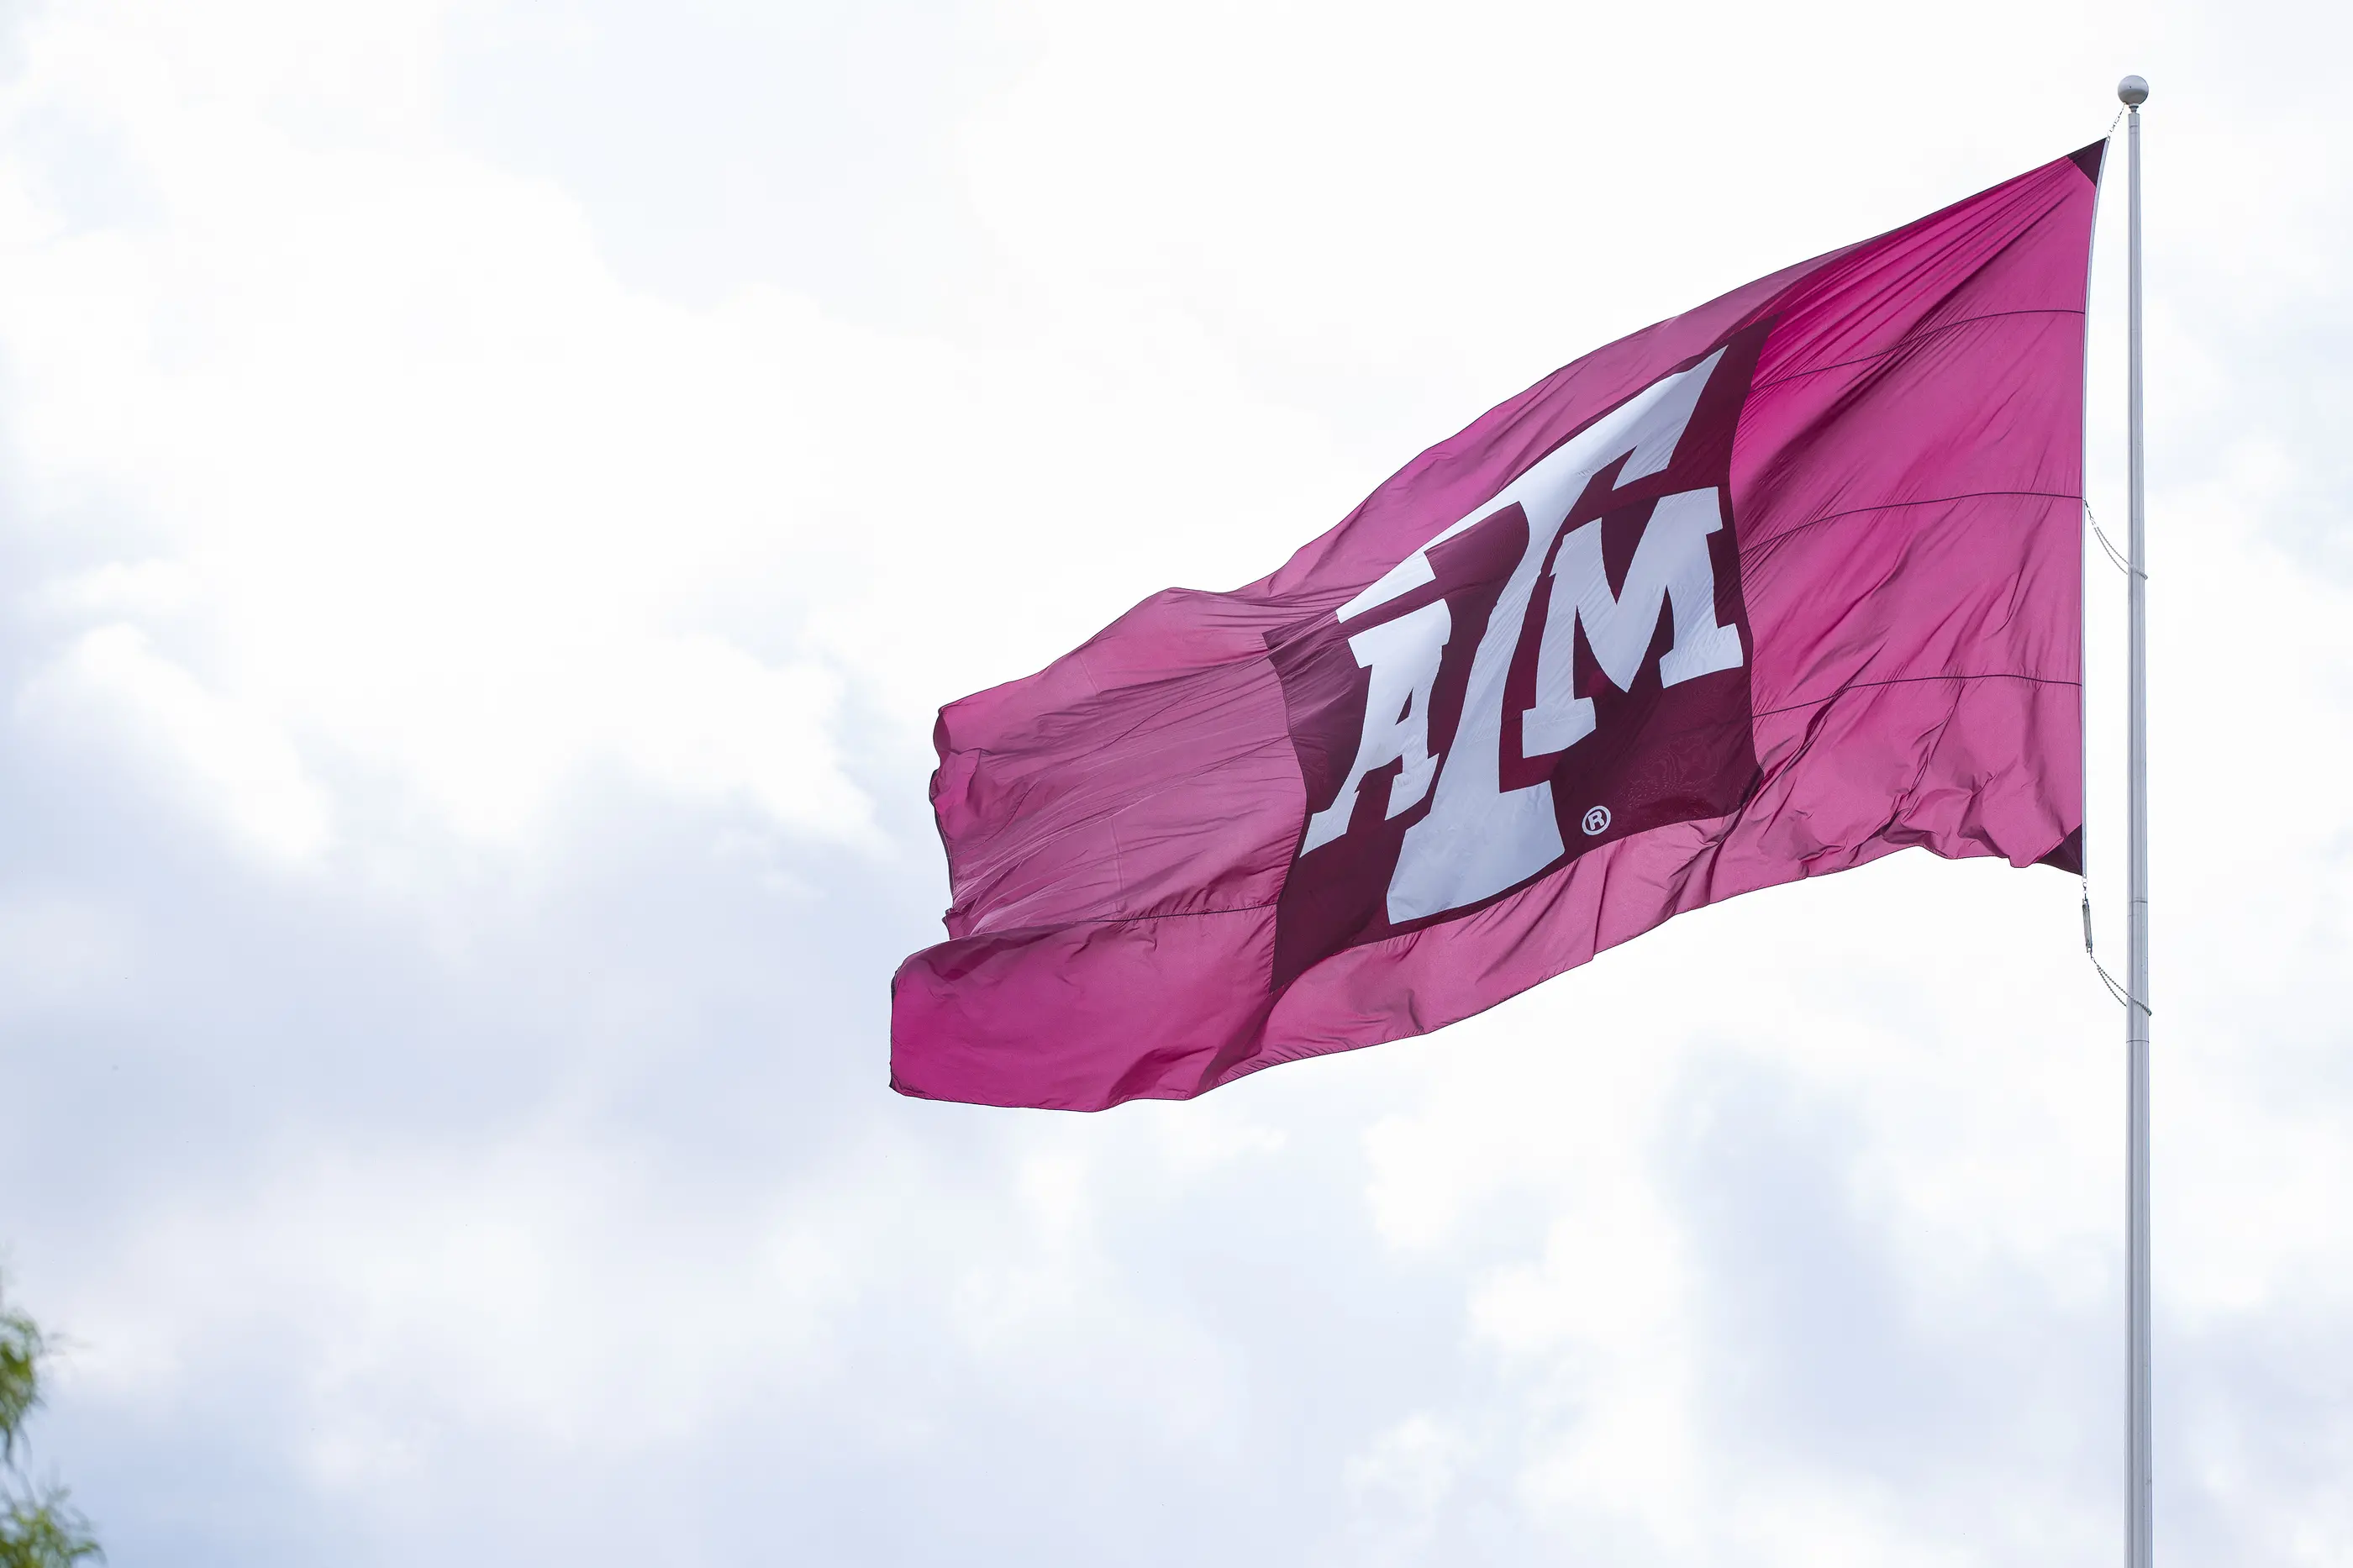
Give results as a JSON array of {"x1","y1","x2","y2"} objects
[{"x1": 1, "y1": 1, "x2": 2348, "y2": 1564}]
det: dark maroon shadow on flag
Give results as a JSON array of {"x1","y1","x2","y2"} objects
[{"x1": 1265, "y1": 326, "x2": 1771, "y2": 991}]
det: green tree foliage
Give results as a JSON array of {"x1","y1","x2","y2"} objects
[{"x1": 0, "y1": 1279, "x2": 101, "y2": 1568}]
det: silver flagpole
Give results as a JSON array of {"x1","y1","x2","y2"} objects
[{"x1": 2117, "y1": 71, "x2": 2153, "y2": 1568}]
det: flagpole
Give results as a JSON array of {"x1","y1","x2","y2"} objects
[{"x1": 2118, "y1": 70, "x2": 2153, "y2": 1568}]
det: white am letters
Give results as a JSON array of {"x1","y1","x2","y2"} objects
[{"x1": 1300, "y1": 350, "x2": 1748, "y2": 924}]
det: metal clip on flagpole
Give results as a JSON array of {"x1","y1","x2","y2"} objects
[{"x1": 2118, "y1": 69, "x2": 2154, "y2": 1568}]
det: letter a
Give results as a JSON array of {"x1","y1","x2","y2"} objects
[{"x1": 1300, "y1": 599, "x2": 1451, "y2": 854}]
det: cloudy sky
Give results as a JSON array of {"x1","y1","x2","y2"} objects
[{"x1": 1, "y1": 0, "x2": 2348, "y2": 1563}]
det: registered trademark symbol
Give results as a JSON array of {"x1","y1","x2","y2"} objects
[{"x1": 1581, "y1": 805, "x2": 1612, "y2": 836}]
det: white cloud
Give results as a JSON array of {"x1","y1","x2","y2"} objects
[
  {"x1": 22, "y1": 623, "x2": 334, "y2": 861},
  {"x1": 60, "y1": 1129, "x2": 858, "y2": 1465},
  {"x1": 0, "y1": 0, "x2": 880, "y2": 855},
  {"x1": 0, "y1": 887, "x2": 129, "y2": 1013},
  {"x1": 1340, "y1": 1413, "x2": 1472, "y2": 1564}
]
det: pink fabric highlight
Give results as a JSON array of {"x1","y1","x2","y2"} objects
[{"x1": 894, "y1": 149, "x2": 2099, "y2": 1111}]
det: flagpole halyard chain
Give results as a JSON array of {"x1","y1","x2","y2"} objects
[
  {"x1": 2087, "y1": 504, "x2": 2145, "y2": 579},
  {"x1": 2082, "y1": 878, "x2": 2153, "y2": 1014}
]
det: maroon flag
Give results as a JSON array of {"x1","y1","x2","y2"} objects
[{"x1": 894, "y1": 145, "x2": 2103, "y2": 1111}]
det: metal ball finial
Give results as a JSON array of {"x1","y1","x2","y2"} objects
[{"x1": 2118, "y1": 75, "x2": 2150, "y2": 106}]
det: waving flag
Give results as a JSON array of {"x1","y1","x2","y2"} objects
[{"x1": 893, "y1": 145, "x2": 2103, "y2": 1111}]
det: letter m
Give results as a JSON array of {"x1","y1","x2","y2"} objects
[{"x1": 1521, "y1": 487, "x2": 1745, "y2": 755}]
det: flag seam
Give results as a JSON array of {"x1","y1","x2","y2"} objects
[
  {"x1": 1739, "y1": 489, "x2": 2082, "y2": 560},
  {"x1": 1751, "y1": 671, "x2": 2077, "y2": 722},
  {"x1": 1745, "y1": 307, "x2": 2085, "y2": 397}
]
